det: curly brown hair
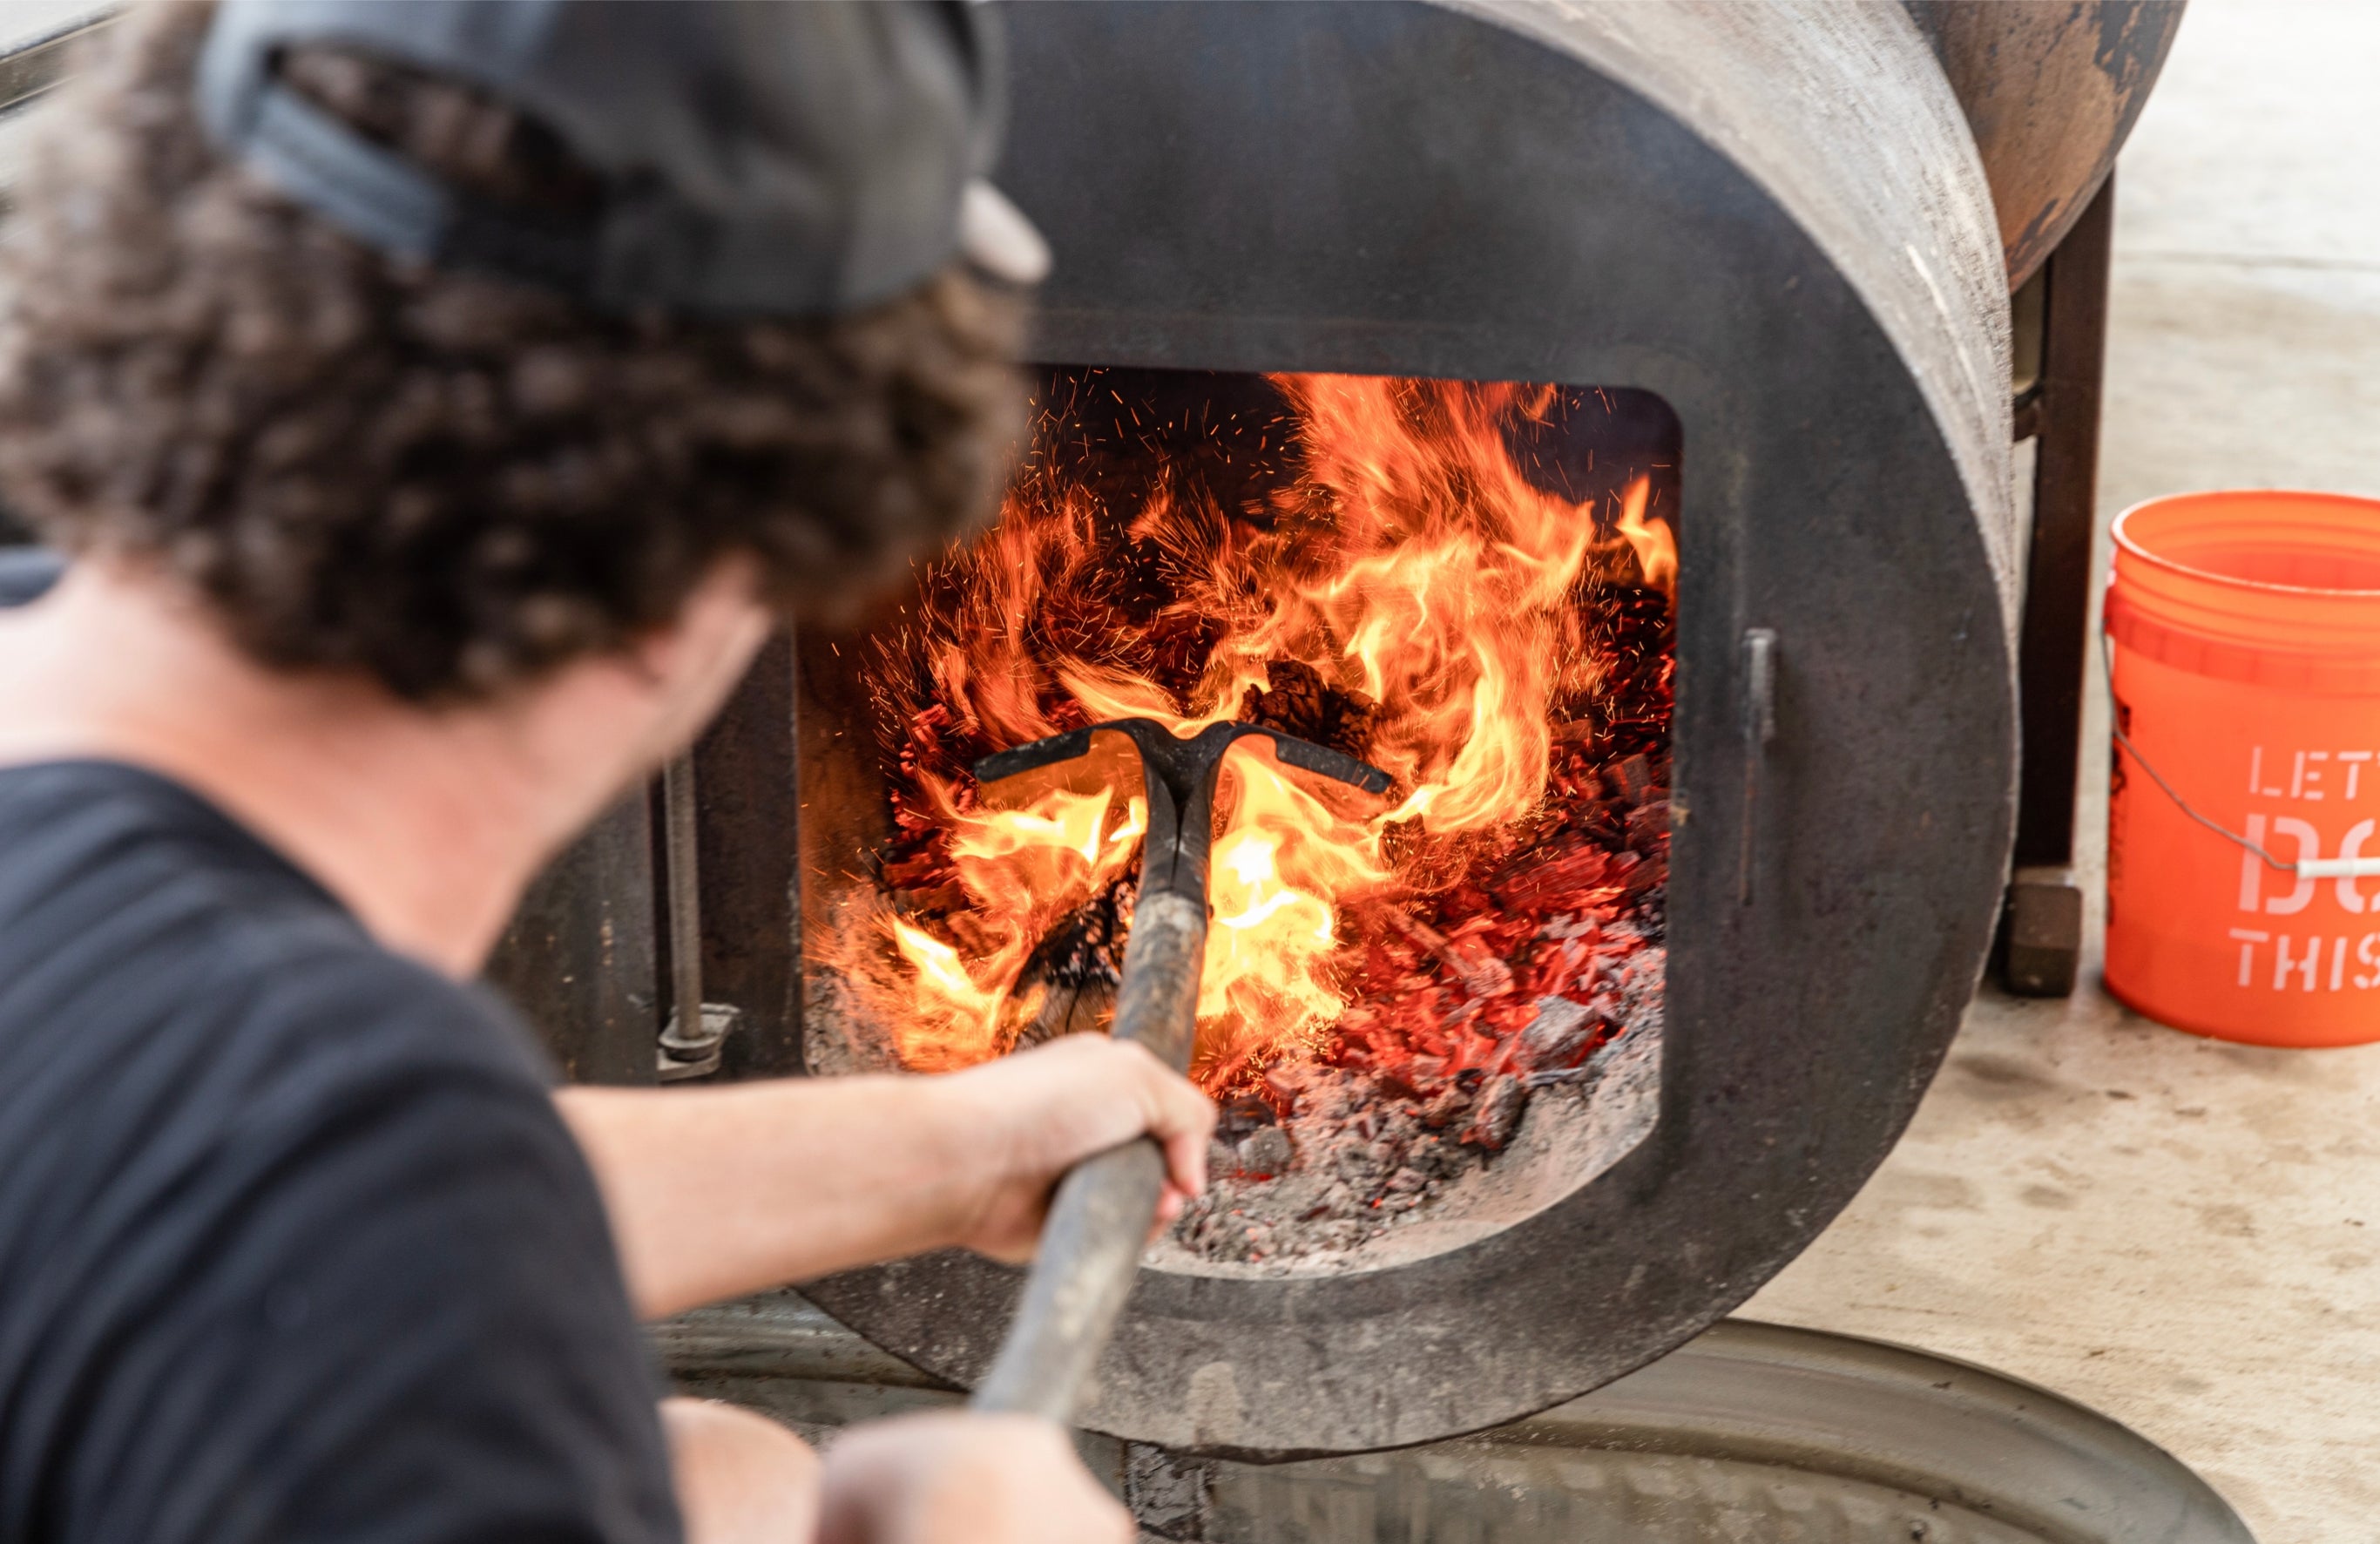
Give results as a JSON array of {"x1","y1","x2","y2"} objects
[{"x1": 0, "y1": 3, "x2": 1024, "y2": 700}]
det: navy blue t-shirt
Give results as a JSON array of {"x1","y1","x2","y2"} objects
[{"x1": 0, "y1": 761, "x2": 680, "y2": 1543}]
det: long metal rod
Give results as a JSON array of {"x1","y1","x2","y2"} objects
[{"x1": 662, "y1": 751, "x2": 703, "y2": 1033}]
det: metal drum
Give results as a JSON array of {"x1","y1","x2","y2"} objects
[{"x1": 801, "y1": 0, "x2": 2021, "y2": 1457}]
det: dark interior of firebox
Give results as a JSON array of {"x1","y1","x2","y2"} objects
[{"x1": 808, "y1": 367, "x2": 1680, "y2": 1276}]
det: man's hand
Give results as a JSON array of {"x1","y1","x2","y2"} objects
[
  {"x1": 662, "y1": 1397, "x2": 821, "y2": 1544},
  {"x1": 662, "y1": 1400, "x2": 1131, "y2": 1544},
  {"x1": 930, "y1": 1034, "x2": 1218, "y2": 1263},
  {"x1": 816, "y1": 1412, "x2": 1133, "y2": 1544},
  {"x1": 561, "y1": 1030, "x2": 1216, "y2": 1317}
]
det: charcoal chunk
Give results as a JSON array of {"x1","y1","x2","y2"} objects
[
  {"x1": 1625, "y1": 799, "x2": 1671, "y2": 853},
  {"x1": 1419, "y1": 1086, "x2": 1473, "y2": 1130},
  {"x1": 1237, "y1": 1126, "x2": 1293, "y2": 1176},
  {"x1": 1214, "y1": 1092, "x2": 1278, "y2": 1144},
  {"x1": 1382, "y1": 907, "x2": 1514, "y2": 999},
  {"x1": 1518, "y1": 996, "x2": 1605, "y2": 1071},
  {"x1": 1491, "y1": 834, "x2": 1613, "y2": 911},
  {"x1": 1619, "y1": 850, "x2": 1667, "y2": 895},
  {"x1": 1408, "y1": 1134, "x2": 1467, "y2": 1181},
  {"x1": 1459, "y1": 1074, "x2": 1531, "y2": 1152}
]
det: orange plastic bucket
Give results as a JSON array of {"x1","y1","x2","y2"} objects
[{"x1": 2105, "y1": 490, "x2": 2380, "y2": 1046}]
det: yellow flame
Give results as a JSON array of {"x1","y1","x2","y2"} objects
[
  {"x1": 879, "y1": 787, "x2": 1148, "y2": 1067},
  {"x1": 1614, "y1": 476, "x2": 1676, "y2": 595},
  {"x1": 855, "y1": 378, "x2": 1671, "y2": 1085}
]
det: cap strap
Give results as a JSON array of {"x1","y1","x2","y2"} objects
[{"x1": 240, "y1": 79, "x2": 598, "y2": 295}]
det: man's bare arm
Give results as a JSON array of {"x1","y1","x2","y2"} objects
[
  {"x1": 666, "y1": 1398, "x2": 1132, "y2": 1544},
  {"x1": 558, "y1": 1035, "x2": 1215, "y2": 1320}
]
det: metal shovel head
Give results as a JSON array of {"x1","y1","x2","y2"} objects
[{"x1": 971, "y1": 720, "x2": 1389, "y2": 796}]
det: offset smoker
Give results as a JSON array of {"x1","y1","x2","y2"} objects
[
  {"x1": 496, "y1": 0, "x2": 2019, "y2": 1460},
  {"x1": 767, "y1": 0, "x2": 2018, "y2": 1457}
]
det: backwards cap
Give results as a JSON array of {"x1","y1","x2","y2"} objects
[{"x1": 196, "y1": 0, "x2": 1050, "y2": 315}]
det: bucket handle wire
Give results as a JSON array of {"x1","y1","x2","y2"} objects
[{"x1": 2102, "y1": 628, "x2": 2380, "y2": 880}]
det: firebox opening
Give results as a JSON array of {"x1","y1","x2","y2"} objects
[{"x1": 808, "y1": 367, "x2": 1679, "y2": 1277}]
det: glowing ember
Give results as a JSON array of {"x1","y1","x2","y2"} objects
[{"x1": 837, "y1": 371, "x2": 1674, "y2": 1135}]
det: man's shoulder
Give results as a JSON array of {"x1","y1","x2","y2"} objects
[
  {"x1": 0, "y1": 767, "x2": 675, "y2": 1544},
  {"x1": 0, "y1": 757, "x2": 571, "y2": 1265},
  {"x1": 0, "y1": 758, "x2": 555, "y2": 1094},
  {"x1": 0, "y1": 755, "x2": 605, "y2": 1344}
]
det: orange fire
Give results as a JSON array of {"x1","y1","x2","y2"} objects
[{"x1": 851, "y1": 375, "x2": 1674, "y2": 1086}]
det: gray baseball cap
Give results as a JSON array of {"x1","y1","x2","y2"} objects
[{"x1": 195, "y1": 0, "x2": 1051, "y2": 316}]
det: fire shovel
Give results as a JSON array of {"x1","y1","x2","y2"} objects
[{"x1": 963, "y1": 718, "x2": 1390, "y2": 1422}]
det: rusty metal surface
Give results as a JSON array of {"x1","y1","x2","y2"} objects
[
  {"x1": 803, "y1": 0, "x2": 2018, "y2": 1458},
  {"x1": 1906, "y1": 1, "x2": 2186, "y2": 289}
]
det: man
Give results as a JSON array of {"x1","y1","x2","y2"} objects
[{"x1": 0, "y1": 4, "x2": 1214, "y2": 1542}]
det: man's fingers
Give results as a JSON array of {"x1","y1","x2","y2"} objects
[
  {"x1": 1117, "y1": 1039, "x2": 1216, "y2": 1198},
  {"x1": 1161, "y1": 1125, "x2": 1209, "y2": 1201},
  {"x1": 941, "y1": 1034, "x2": 1215, "y2": 1261},
  {"x1": 1147, "y1": 1183, "x2": 1191, "y2": 1244}
]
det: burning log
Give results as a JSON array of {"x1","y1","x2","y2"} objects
[
  {"x1": 1016, "y1": 980, "x2": 1115, "y2": 1049},
  {"x1": 1236, "y1": 659, "x2": 1381, "y2": 761},
  {"x1": 1018, "y1": 878, "x2": 1133, "y2": 986},
  {"x1": 1008, "y1": 878, "x2": 1133, "y2": 1050}
]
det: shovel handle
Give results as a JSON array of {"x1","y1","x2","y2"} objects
[{"x1": 970, "y1": 891, "x2": 1208, "y2": 1420}]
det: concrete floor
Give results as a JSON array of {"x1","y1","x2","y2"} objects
[{"x1": 1742, "y1": 4, "x2": 2380, "y2": 1540}]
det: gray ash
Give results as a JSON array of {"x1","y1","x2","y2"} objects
[{"x1": 1172, "y1": 924, "x2": 1664, "y2": 1265}]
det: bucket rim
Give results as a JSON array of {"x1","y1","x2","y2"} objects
[{"x1": 2113, "y1": 488, "x2": 2380, "y2": 600}]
